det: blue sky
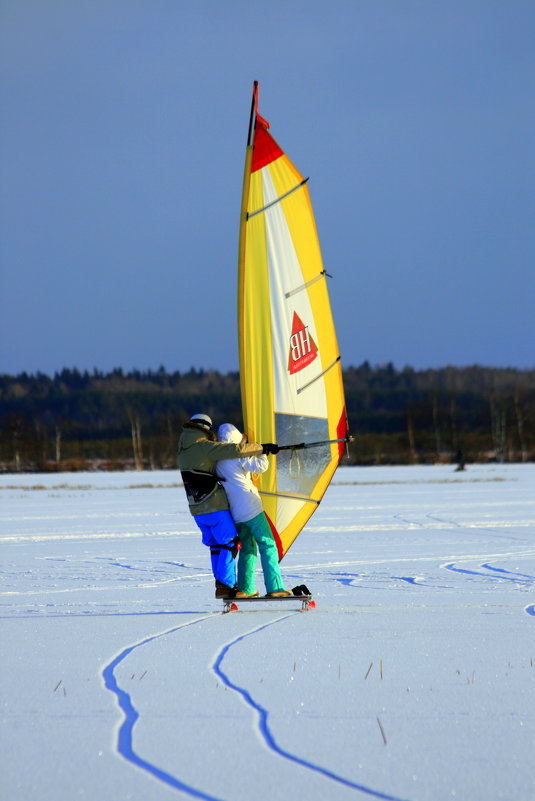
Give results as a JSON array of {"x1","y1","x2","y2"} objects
[{"x1": 1, "y1": 0, "x2": 534, "y2": 376}]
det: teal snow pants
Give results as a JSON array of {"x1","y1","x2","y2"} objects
[{"x1": 236, "y1": 512, "x2": 285, "y2": 595}]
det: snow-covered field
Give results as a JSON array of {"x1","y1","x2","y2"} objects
[{"x1": 1, "y1": 464, "x2": 534, "y2": 801}]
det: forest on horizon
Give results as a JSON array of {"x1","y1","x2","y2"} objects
[{"x1": 0, "y1": 363, "x2": 534, "y2": 472}]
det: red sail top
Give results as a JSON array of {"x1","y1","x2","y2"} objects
[{"x1": 251, "y1": 123, "x2": 284, "y2": 173}]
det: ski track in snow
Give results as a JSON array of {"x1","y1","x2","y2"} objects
[
  {"x1": 103, "y1": 611, "x2": 410, "y2": 801},
  {"x1": 430, "y1": 506, "x2": 535, "y2": 616},
  {"x1": 443, "y1": 561, "x2": 534, "y2": 585},
  {"x1": 440, "y1": 553, "x2": 535, "y2": 615},
  {"x1": 424, "y1": 512, "x2": 527, "y2": 543},
  {"x1": 102, "y1": 614, "x2": 228, "y2": 801},
  {"x1": 481, "y1": 562, "x2": 535, "y2": 579},
  {"x1": 212, "y1": 615, "x2": 410, "y2": 801}
]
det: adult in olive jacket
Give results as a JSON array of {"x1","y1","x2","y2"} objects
[{"x1": 177, "y1": 413, "x2": 279, "y2": 597}]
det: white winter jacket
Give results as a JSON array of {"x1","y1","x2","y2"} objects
[{"x1": 216, "y1": 423, "x2": 269, "y2": 524}]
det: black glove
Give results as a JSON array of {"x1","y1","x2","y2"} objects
[{"x1": 262, "y1": 443, "x2": 280, "y2": 455}]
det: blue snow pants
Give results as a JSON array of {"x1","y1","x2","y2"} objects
[
  {"x1": 194, "y1": 510, "x2": 238, "y2": 588},
  {"x1": 236, "y1": 512, "x2": 285, "y2": 595}
]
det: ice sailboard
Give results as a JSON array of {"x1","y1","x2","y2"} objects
[
  {"x1": 222, "y1": 593, "x2": 314, "y2": 614},
  {"x1": 238, "y1": 82, "x2": 350, "y2": 560}
]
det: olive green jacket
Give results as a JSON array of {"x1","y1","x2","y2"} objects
[{"x1": 177, "y1": 427, "x2": 264, "y2": 517}]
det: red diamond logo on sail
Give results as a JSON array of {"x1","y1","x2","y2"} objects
[{"x1": 288, "y1": 312, "x2": 318, "y2": 374}]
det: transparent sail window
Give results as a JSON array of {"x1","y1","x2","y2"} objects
[{"x1": 275, "y1": 412, "x2": 331, "y2": 496}]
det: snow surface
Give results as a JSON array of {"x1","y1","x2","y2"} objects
[{"x1": 1, "y1": 464, "x2": 534, "y2": 801}]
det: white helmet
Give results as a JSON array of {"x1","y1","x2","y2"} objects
[{"x1": 189, "y1": 413, "x2": 213, "y2": 430}]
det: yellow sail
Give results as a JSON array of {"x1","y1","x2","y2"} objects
[{"x1": 238, "y1": 82, "x2": 349, "y2": 559}]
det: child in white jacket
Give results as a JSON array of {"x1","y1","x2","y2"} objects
[{"x1": 216, "y1": 423, "x2": 291, "y2": 597}]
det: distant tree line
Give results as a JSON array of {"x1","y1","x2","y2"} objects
[{"x1": 0, "y1": 364, "x2": 533, "y2": 472}]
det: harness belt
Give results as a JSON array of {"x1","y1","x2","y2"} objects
[{"x1": 210, "y1": 537, "x2": 241, "y2": 559}]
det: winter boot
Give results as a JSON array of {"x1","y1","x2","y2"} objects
[
  {"x1": 292, "y1": 584, "x2": 311, "y2": 596},
  {"x1": 215, "y1": 581, "x2": 237, "y2": 599}
]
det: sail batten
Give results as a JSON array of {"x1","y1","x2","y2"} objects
[
  {"x1": 247, "y1": 178, "x2": 310, "y2": 219},
  {"x1": 260, "y1": 491, "x2": 321, "y2": 504},
  {"x1": 296, "y1": 357, "x2": 342, "y2": 394},
  {"x1": 284, "y1": 272, "x2": 325, "y2": 298},
  {"x1": 238, "y1": 82, "x2": 349, "y2": 560}
]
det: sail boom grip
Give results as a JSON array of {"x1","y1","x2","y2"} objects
[{"x1": 278, "y1": 436, "x2": 350, "y2": 451}]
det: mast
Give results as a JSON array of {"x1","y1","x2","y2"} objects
[
  {"x1": 246, "y1": 81, "x2": 258, "y2": 147},
  {"x1": 237, "y1": 84, "x2": 256, "y2": 426}
]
